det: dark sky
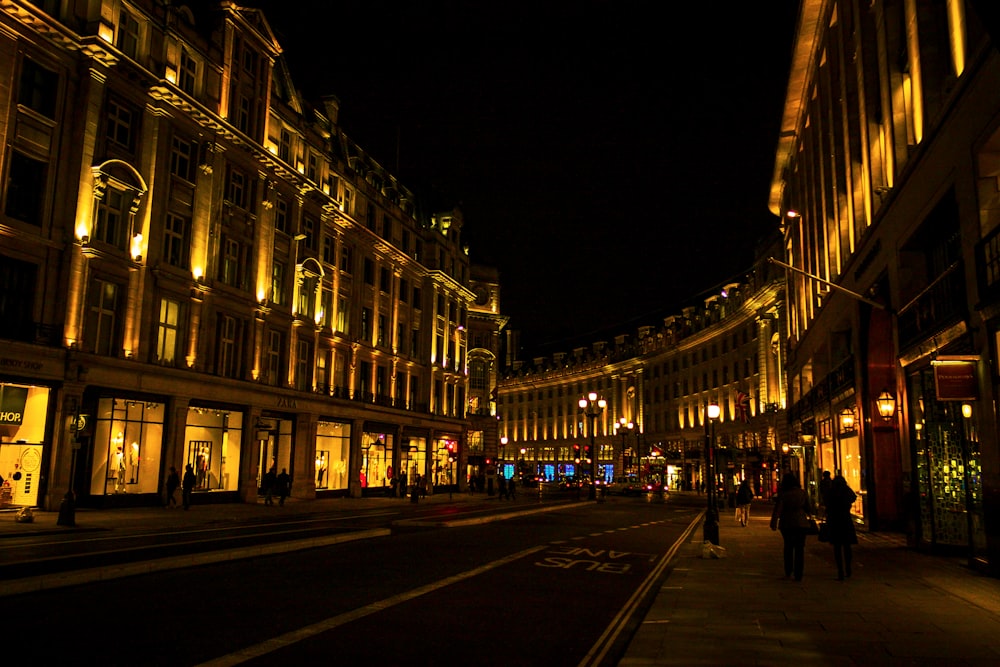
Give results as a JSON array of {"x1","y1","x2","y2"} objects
[{"x1": 245, "y1": 1, "x2": 800, "y2": 355}]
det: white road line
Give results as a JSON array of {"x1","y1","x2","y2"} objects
[
  {"x1": 577, "y1": 511, "x2": 703, "y2": 667},
  {"x1": 195, "y1": 544, "x2": 548, "y2": 667}
]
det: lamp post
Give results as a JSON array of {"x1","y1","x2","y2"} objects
[
  {"x1": 579, "y1": 392, "x2": 607, "y2": 500},
  {"x1": 500, "y1": 436, "x2": 508, "y2": 481},
  {"x1": 616, "y1": 417, "x2": 634, "y2": 478},
  {"x1": 704, "y1": 401, "x2": 721, "y2": 545}
]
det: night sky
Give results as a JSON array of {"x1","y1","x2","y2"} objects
[{"x1": 242, "y1": 0, "x2": 800, "y2": 356}]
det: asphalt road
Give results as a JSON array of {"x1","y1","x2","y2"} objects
[{"x1": 4, "y1": 497, "x2": 702, "y2": 666}]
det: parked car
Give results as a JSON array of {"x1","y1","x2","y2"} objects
[{"x1": 607, "y1": 475, "x2": 642, "y2": 496}]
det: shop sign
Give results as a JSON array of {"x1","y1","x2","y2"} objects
[
  {"x1": 933, "y1": 357, "x2": 978, "y2": 401},
  {"x1": 0, "y1": 386, "x2": 28, "y2": 426}
]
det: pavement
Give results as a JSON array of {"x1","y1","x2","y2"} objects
[
  {"x1": 4, "y1": 493, "x2": 1000, "y2": 665},
  {"x1": 619, "y1": 499, "x2": 1000, "y2": 666}
]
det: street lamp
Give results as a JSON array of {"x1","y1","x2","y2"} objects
[
  {"x1": 616, "y1": 417, "x2": 634, "y2": 477},
  {"x1": 579, "y1": 392, "x2": 607, "y2": 500},
  {"x1": 704, "y1": 401, "x2": 721, "y2": 545},
  {"x1": 500, "y1": 436, "x2": 508, "y2": 479}
]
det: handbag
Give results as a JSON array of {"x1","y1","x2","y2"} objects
[
  {"x1": 818, "y1": 521, "x2": 831, "y2": 542},
  {"x1": 806, "y1": 517, "x2": 819, "y2": 536}
]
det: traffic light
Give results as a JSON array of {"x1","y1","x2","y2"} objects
[
  {"x1": 583, "y1": 445, "x2": 592, "y2": 463},
  {"x1": 573, "y1": 444, "x2": 581, "y2": 462},
  {"x1": 446, "y1": 441, "x2": 457, "y2": 462}
]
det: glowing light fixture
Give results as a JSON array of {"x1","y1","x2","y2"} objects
[
  {"x1": 876, "y1": 390, "x2": 896, "y2": 419},
  {"x1": 840, "y1": 408, "x2": 855, "y2": 431},
  {"x1": 962, "y1": 403, "x2": 973, "y2": 419}
]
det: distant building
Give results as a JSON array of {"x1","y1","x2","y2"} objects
[
  {"x1": 497, "y1": 241, "x2": 787, "y2": 496},
  {"x1": 0, "y1": 0, "x2": 500, "y2": 509},
  {"x1": 770, "y1": 0, "x2": 1000, "y2": 572}
]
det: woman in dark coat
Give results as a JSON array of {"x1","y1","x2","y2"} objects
[
  {"x1": 770, "y1": 472, "x2": 813, "y2": 581},
  {"x1": 826, "y1": 474, "x2": 858, "y2": 580}
]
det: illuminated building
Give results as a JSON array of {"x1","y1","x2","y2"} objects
[
  {"x1": 497, "y1": 246, "x2": 786, "y2": 494},
  {"x1": 0, "y1": 0, "x2": 496, "y2": 509},
  {"x1": 771, "y1": 0, "x2": 1000, "y2": 571}
]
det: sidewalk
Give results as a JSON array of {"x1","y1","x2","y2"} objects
[{"x1": 620, "y1": 503, "x2": 1000, "y2": 666}]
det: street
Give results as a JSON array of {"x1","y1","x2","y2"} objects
[{"x1": 4, "y1": 496, "x2": 700, "y2": 666}]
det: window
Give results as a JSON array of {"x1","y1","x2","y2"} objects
[
  {"x1": 278, "y1": 129, "x2": 291, "y2": 162},
  {"x1": 226, "y1": 165, "x2": 247, "y2": 208},
  {"x1": 377, "y1": 314, "x2": 386, "y2": 347},
  {"x1": 233, "y1": 93, "x2": 251, "y2": 134},
  {"x1": 265, "y1": 330, "x2": 283, "y2": 386},
  {"x1": 411, "y1": 328, "x2": 420, "y2": 357},
  {"x1": 4, "y1": 151, "x2": 47, "y2": 225},
  {"x1": 179, "y1": 49, "x2": 197, "y2": 95},
  {"x1": 337, "y1": 296, "x2": 348, "y2": 334},
  {"x1": 86, "y1": 278, "x2": 121, "y2": 356},
  {"x1": 302, "y1": 215, "x2": 317, "y2": 251},
  {"x1": 170, "y1": 136, "x2": 194, "y2": 182},
  {"x1": 95, "y1": 188, "x2": 128, "y2": 250},
  {"x1": 340, "y1": 245, "x2": 353, "y2": 273},
  {"x1": 106, "y1": 98, "x2": 136, "y2": 151},
  {"x1": 156, "y1": 298, "x2": 182, "y2": 365},
  {"x1": 400, "y1": 278, "x2": 409, "y2": 303},
  {"x1": 219, "y1": 236, "x2": 248, "y2": 290},
  {"x1": 307, "y1": 152, "x2": 318, "y2": 182},
  {"x1": 363, "y1": 258, "x2": 374, "y2": 285},
  {"x1": 18, "y1": 58, "x2": 57, "y2": 118},
  {"x1": 413, "y1": 287, "x2": 421, "y2": 308},
  {"x1": 216, "y1": 313, "x2": 245, "y2": 378},
  {"x1": 271, "y1": 261, "x2": 285, "y2": 305},
  {"x1": 296, "y1": 339, "x2": 312, "y2": 391},
  {"x1": 162, "y1": 213, "x2": 190, "y2": 268},
  {"x1": 361, "y1": 307, "x2": 372, "y2": 341},
  {"x1": 366, "y1": 203, "x2": 376, "y2": 231},
  {"x1": 274, "y1": 196, "x2": 288, "y2": 234},
  {"x1": 0, "y1": 255, "x2": 37, "y2": 342},
  {"x1": 322, "y1": 235, "x2": 335, "y2": 265},
  {"x1": 380, "y1": 267, "x2": 391, "y2": 293},
  {"x1": 117, "y1": 9, "x2": 141, "y2": 59}
]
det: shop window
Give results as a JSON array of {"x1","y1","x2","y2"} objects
[
  {"x1": 361, "y1": 431, "x2": 393, "y2": 490},
  {"x1": 183, "y1": 407, "x2": 243, "y2": 492},
  {"x1": 0, "y1": 383, "x2": 49, "y2": 507},
  {"x1": 316, "y1": 421, "x2": 351, "y2": 490},
  {"x1": 89, "y1": 397, "x2": 164, "y2": 496}
]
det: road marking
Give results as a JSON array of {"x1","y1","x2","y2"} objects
[
  {"x1": 577, "y1": 511, "x2": 704, "y2": 667},
  {"x1": 195, "y1": 544, "x2": 548, "y2": 667}
]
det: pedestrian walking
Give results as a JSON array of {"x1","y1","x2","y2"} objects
[
  {"x1": 263, "y1": 466, "x2": 277, "y2": 505},
  {"x1": 182, "y1": 463, "x2": 196, "y2": 510},
  {"x1": 735, "y1": 478, "x2": 753, "y2": 526},
  {"x1": 165, "y1": 466, "x2": 180, "y2": 508},
  {"x1": 826, "y1": 474, "x2": 858, "y2": 580},
  {"x1": 497, "y1": 475, "x2": 508, "y2": 500},
  {"x1": 819, "y1": 470, "x2": 833, "y2": 516},
  {"x1": 508, "y1": 476, "x2": 516, "y2": 500},
  {"x1": 276, "y1": 468, "x2": 291, "y2": 506},
  {"x1": 769, "y1": 472, "x2": 813, "y2": 581}
]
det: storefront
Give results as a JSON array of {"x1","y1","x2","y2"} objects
[
  {"x1": 87, "y1": 395, "x2": 165, "y2": 501},
  {"x1": 184, "y1": 405, "x2": 244, "y2": 493},
  {"x1": 907, "y1": 361, "x2": 986, "y2": 561},
  {"x1": 361, "y1": 427, "x2": 395, "y2": 495},
  {"x1": 316, "y1": 419, "x2": 351, "y2": 493},
  {"x1": 256, "y1": 413, "x2": 295, "y2": 492},
  {"x1": 0, "y1": 382, "x2": 50, "y2": 508}
]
